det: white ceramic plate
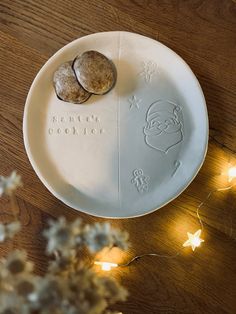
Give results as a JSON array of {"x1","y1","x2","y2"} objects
[{"x1": 23, "y1": 31, "x2": 208, "y2": 218}]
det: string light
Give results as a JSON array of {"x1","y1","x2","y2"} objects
[
  {"x1": 94, "y1": 159, "x2": 236, "y2": 269},
  {"x1": 94, "y1": 252, "x2": 180, "y2": 270},
  {"x1": 183, "y1": 229, "x2": 204, "y2": 251},
  {"x1": 94, "y1": 261, "x2": 118, "y2": 271},
  {"x1": 228, "y1": 166, "x2": 236, "y2": 182}
]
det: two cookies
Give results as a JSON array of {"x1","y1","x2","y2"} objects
[{"x1": 53, "y1": 51, "x2": 116, "y2": 104}]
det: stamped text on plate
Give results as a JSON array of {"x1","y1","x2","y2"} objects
[{"x1": 48, "y1": 113, "x2": 105, "y2": 136}]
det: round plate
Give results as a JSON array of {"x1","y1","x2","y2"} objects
[{"x1": 23, "y1": 31, "x2": 208, "y2": 218}]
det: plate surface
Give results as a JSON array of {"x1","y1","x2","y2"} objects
[{"x1": 23, "y1": 31, "x2": 208, "y2": 218}]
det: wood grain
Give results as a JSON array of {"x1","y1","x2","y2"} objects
[{"x1": 0, "y1": 1, "x2": 236, "y2": 313}]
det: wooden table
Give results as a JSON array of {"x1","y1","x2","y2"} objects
[{"x1": 0, "y1": 1, "x2": 236, "y2": 313}]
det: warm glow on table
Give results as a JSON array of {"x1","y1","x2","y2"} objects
[{"x1": 228, "y1": 167, "x2": 236, "y2": 182}]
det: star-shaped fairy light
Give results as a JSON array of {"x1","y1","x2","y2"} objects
[{"x1": 183, "y1": 229, "x2": 204, "y2": 251}]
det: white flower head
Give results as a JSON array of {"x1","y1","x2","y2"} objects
[
  {"x1": 48, "y1": 255, "x2": 76, "y2": 274},
  {"x1": 71, "y1": 218, "x2": 83, "y2": 245},
  {"x1": 111, "y1": 229, "x2": 129, "y2": 250},
  {"x1": 28, "y1": 276, "x2": 62, "y2": 310},
  {"x1": 0, "y1": 171, "x2": 22, "y2": 196},
  {"x1": 43, "y1": 217, "x2": 77, "y2": 256},
  {"x1": 2, "y1": 250, "x2": 33, "y2": 276},
  {"x1": 61, "y1": 267, "x2": 108, "y2": 314},
  {"x1": 15, "y1": 274, "x2": 38, "y2": 299},
  {"x1": 98, "y1": 277, "x2": 128, "y2": 304},
  {"x1": 0, "y1": 221, "x2": 21, "y2": 243},
  {"x1": 0, "y1": 293, "x2": 28, "y2": 314},
  {"x1": 84, "y1": 222, "x2": 113, "y2": 253}
]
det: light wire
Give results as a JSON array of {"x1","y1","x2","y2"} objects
[
  {"x1": 117, "y1": 183, "x2": 236, "y2": 267},
  {"x1": 196, "y1": 184, "x2": 236, "y2": 231},
  {"x1": 119, "y1": 251, "x2": 181, "y2": 267}
]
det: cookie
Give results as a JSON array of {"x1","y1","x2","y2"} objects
[
  {"x1": 73, "y1": 51, "x2": 116, "y2": 95},
  {"x1": 53, "y1": 61, "x2": 91, "y2": 104}
]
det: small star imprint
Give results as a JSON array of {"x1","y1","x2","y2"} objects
[{"x1": 128, "y1": 95, "x2": 142, "y2": 110}]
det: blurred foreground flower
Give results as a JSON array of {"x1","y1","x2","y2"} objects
[
  {"x1": 44, "y1": 219, "x2": 129, "y2": 255},
  {"x1": 43, "y1": 217, "x2": 79, "y2": 257},
  {"x1": 0, "y1": 221, "x2": 21, "y2": 242},
  {"x1": 84, "y1": 222, "x2": 113, "y2": 253},
  {"x1": 0, "y1": 235, "x2": 128, "y2": 314},
  {"x1": 1, "y1": 250, "x2": 33, "y2": 277},
  {"x1": 0, "y1": 172, "x2": 128, "y2": 313},
  {"x1": 0, "y1": 171, "x2": 22, "y2": 196},
  {"x1": 85, "y1": 222, "x2": 129, "y2": 253},
  {"x1": 111, "y1": 228, "x2": 129, "y2": 250},
  {"x1": 0, "y1": 219, "x2": 128, "y2": 314}
]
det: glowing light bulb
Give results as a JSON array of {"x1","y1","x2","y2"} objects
[
  {"x1": 183, "y1": 229, "x2": 204, "y2": 251},
  {"x1": 94, "y1": 261, "x2": 118, "y2": 271},
  {"x1": 228, "y1": 167, "x2": 236, "y2": 182}
]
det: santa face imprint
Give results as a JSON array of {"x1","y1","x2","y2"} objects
[{"x1": 143, "y1": 100, "x2": 183, "y2": 153}]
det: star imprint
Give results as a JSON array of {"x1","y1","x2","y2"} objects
[{"x1": 128, "y1": 95, "x2": 142, "y2": 110}]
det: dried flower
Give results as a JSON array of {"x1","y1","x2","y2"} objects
[
  {"x1": 0, "y1": 205, "x2": 128, "y2": 314},
  {"x1": 71, "y1": 218, "x2": 83, "y2": 245},
  {"x1": 65, "y1": 268, "x2": 107, "y2": 314},
  {"x1": 98, "y1": 276, "x2": 128, "y2": 304},
  {"x1": 111, "y1": 228, "x2": 129, "y2": 250},
  {"x1": 28, "y1": 276, "x2": 62, "y2": 311},
  {"x1": 0, "y1": 221, "x2": 21, "y2": 242},
  {"x1": 1, "y1": 250, "x2": 33, "y2": 277},
  {"x1": 0, "y1": 171, "x2": 22, "y2": 196},
  {"x1": 43, "y1": 217, "x2": 77, "y2": 257},
  {"x1": 0, "y1": 293, "x2": 24, "y2": 314},
  {"x1": 58, "y1": 266, "x2": 127, "y2": 314},
  {"x1": 48, "y1": 255, "x2": 76, "y2": 275},
  {"x1": 15, "y1": 274, "x2": 37, "y2": 299},
  {"x1": 84, "y1": 222, "x2": 113, "y2": 253},
  {"x1": 0, "y1": 170, "x2": 129, "y2": 313}
]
